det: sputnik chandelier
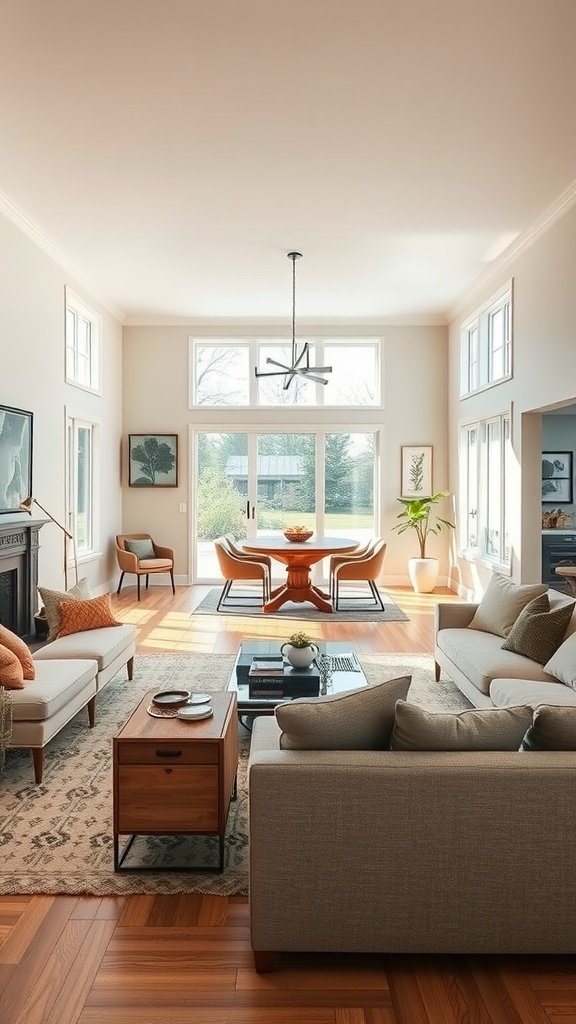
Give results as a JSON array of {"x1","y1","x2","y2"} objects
[{"x1": 255, "y1": 251, "x2": 332, "y2": 389}]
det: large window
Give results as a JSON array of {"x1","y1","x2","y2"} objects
[
  {"x1": 65, "y1": 289, "x2": 101, "y2": 393},
  {"x1": 190, "y1": 339, "x2": 381, "y2": 407},
  {"x1": 67, "y1": 416, "x2": 98, "y2": 558},
  {"x1": 459, "y1": 283, "x2": 512, "y2": 398},
  {"x1": 459, "y1": 412, "x2": 511, "y2": 568}
]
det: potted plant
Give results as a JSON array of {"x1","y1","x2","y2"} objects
[
  {"x1": 392, "y1": 492, "x2": 455, "y2": 593},
  {"x1": 280, "y1": 631, "x2": 319, "y2": 669}
]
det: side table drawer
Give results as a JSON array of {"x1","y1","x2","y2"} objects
[
  {"x1": 116, "y1": 766, "x2": 219, "y2": 831},
  {"x1": 117, "y1": 741, "x2": 218, "y2": 765}
]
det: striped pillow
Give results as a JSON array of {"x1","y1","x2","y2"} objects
[{"x1": 57, "y1": 594, "x2": 121, "y2": 637}]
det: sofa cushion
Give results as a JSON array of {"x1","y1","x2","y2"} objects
[
  {"x1": 0, "y1": 644, "x2": 24, "y2": 689},
  {"x1": 34, "y1": 624, "x2": 136, "y2": 671},
  {"x1": 490, "y1": 678, "x2": 576, "y2": 708},
  {"x1": 520, "y1": 705, "x2": 576, "y2": 751},
  {"x1": 10, "y1": 659, "x2": 97, "y2": 721},
  {"x1": 0, "y1": 625, "x2": 35, "y2": 680},
  {"x1": 544, "y1": 631, "x2": 576, "y2": 689},
  {"x1": 390, "y1": 701, "x2": 533, "y2": 750},
  {"x1": 57, "y1": 593, "x2": 121, "y2": 637},
  {"x1": 437, "y1": 627, "x2": 552, "y2": 694},
  {"x1": 468, "y1": 574, "x2": 548, "y2": 638},
  {"x1": 38, "y1": 579, "x2": 92, "y2": 641},
  {"x1": 124, "y1": 537, "x2": 156, "y2": 559},
  {"x1": 502, "y1": 594, "x2": 575, "y2": 664},
  {"x1": 275, "y1": 675, "x2": 411, "y2": 750}
]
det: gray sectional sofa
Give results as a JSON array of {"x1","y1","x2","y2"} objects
[
  {"x1": 248, "y1": 715, "x2": 576, "y2": 966},
  {"x1": 434, "y1": 588, "x2": 576, "y2": 709}
]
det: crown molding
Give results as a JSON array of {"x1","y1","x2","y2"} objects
[
  {"x1": 0, "y1": 188, "x2": 126, "y2": 324},
  {"x1": 123, "y1": 312, "x2": 449, "y2": 328},
  {"x1": 448, "y1": 177, "x2": 576, "y2": 322}
]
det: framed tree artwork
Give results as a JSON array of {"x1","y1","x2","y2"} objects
[
  {"x1": 128, "y1": 434, "x2": 178, "y2": 487},
  {"x1": 401, "y1": 445, "x2": 433, "y2": 498}
]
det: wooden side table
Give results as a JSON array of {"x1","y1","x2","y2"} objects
[{"x1": 113, "y1": 690, "x2": 238, "y2": 871}]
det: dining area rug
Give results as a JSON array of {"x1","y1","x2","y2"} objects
[{"x1": 192, "y1": 587, "x2": 409, "y2": 621}]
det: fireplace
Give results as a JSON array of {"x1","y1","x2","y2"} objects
[{"x1": 0, "y1": 517, "x2": 45, "y2": 638}]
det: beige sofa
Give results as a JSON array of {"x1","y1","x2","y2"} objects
[
  {"x1": 9, "y1": 624, "x2": 136, "y2": 783},
  {"x1": 434, "y1": 589, "x2": 576, "y2": 709},
  {"x1": 248, "y1": 715, "x2": 576, "y2": 968}
]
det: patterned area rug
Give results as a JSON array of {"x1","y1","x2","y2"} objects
[
  {"x1": 0, "y1": 652, "x2": 470, "y2": 896},
  {"x1": 193, "y1": 587, "x2": 409, "y2": 621}
]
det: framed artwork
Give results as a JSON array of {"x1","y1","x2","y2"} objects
[
  {"x1": 542, "y1": 451, "x2": 573, "y2": 504},
  {"x1": 128, "y1": 434, "x2": 178, "y2": 487},
  {"x1": 0, "y1": 405, "x2": 33, "y2": 513},
  {"x1": 401, "y1": 445, "x2": 433, "y2": 498}
]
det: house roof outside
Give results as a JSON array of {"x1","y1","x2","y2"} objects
[{"x1": 226, "y1": 456, "x2": 304, "y2": 480}]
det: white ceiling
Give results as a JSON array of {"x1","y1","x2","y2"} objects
[{"x1": 1, "y1": 0, "x2": 576, "y2": 324}]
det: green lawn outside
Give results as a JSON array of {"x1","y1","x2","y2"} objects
[{"x1": 258, "y1": 509, "x2": 374, "y2": 530}]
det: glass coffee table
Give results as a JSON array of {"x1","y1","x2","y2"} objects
[{"x1": 227, "y1": 640, "x2": 368, "y2": 717}]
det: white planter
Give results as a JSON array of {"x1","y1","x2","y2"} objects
[
  {"x1": 280, "y1": 643, "x2": 319, "y2": 668},
  {"x1": 407, "y1": 557, "x2": 439, "y2": 594}
]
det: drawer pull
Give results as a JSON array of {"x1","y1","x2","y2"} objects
[{"x1": 155, "y1": 749, "x2": 182, "y2": 758}]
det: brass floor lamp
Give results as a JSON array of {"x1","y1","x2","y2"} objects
[{"x1": 19, "y1": 496, "x2": 79, "y2": 590}]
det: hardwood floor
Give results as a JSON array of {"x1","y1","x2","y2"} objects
[{"x1": 1, "y1": 584, "x2": 574, "y2": 1023}]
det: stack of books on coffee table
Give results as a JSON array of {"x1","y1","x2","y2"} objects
[{"x1": 237, "y1": 647, "x2": 320, "y2": 698}]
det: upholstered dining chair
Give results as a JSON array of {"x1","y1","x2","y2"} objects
[
  {"x1": 329, "y1": 538, "x2": 375, "y2": 603},
  {"x1": 116, "y1": 533, "x2": 175, "y2": 601},
  {"x1": 223, "y1": 533, "x2": 273, "y2": 581},
  {"x1": 214, "y1": 538, "x2": 269, "y2": 611},
  {"x1": 333, "y1": 539, "x2": 387, "y2": 611}
]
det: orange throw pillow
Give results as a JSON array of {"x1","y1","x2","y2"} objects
[
  {"x1": 0, "y1": 644, "x2": 25, "y2": 689},
  {"x1": 57, "y1": 593, "x2": 121, "y2": 638},
  {"x1": 0, "y1": 624, "x2": 35, "y2": 680}
]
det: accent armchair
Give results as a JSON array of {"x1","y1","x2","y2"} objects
[{"x1": 116, "y1": 533, "x2": 175, "y2": 601}]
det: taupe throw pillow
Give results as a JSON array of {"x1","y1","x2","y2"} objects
[
  {"x1": 502, "y1": 594, "x2": 575, "y2": 665},
  {"x1": 544, "y1": 631, "x2": 576, "y2": 690},
  {"x1": 390, "y1": 701, "x2": 534, "y2": 751},
  {"x1": 275, "y1": 675, "x2": 411, "y2": 750},
  {"x1": 520, "y1": 705, "x2": 576, "y2": 751},
  {"x1": 38, "y1": 579, "x2": 92, "y2": 642},
  {"x1": 468, "y1": 573, "x2": 548, "y2": 638}
]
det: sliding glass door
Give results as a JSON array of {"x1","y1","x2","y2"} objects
[{"x1": 193, "y1": 429, "x2": 378, "y2": 582}]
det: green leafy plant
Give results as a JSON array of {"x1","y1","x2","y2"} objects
[
  {"x1": 392, "y1": 492, "x2": 454, "y2": 558},
  {"x1": 288, "y1": 631, "x2": 313, "y2": 648}
]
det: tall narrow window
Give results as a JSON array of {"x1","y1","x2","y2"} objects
[
  {"x1": 65, "y1": 289, "x2": 101, "y2": 393},
  {"x1": 460, "y1": 283, "x2": 512, "y2": 397},
  {"x1": 67, "y1": 416, "x2": 97, "y2": 557},
  {"x1": 459, "y1": 412, "x2": 510, "y2": 568}
]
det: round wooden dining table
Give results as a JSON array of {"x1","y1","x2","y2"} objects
[{"x1": 242, "y1": 536, "x2": 359, "y2": 613}]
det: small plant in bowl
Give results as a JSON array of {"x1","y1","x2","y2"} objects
[{"x1": 281, "y1": 630, "x2": 319, "y2": 668}]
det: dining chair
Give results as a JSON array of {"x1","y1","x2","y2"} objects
[
  {"x1": 223, "y1": 534, "x2": 273, "y2": 585},
  {"x1": 333, "y1": 539, "x2": 387, "y2": 611},
  {"x1": 329, "y1": 538, "x2": 376, "y2": 603},
  {"x1": 214, "y1": 538, "x2": 269, "y2": 611},
  {"x1": 116, "y1": 533, "x2": 175, "y2": 601}
]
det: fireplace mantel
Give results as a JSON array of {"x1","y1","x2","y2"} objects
[{"x1": 0, "y1": 515, "x2": 47, "y2": 638}]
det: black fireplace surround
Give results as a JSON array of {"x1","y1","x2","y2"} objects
[{"x1": 0, "y1": 516, "x2": 46, "y2": 639}]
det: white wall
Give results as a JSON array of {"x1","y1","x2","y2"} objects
[
  {"x1": 122, "y1": 324, "x2": 449, "y2": 582},
  {"x1": 448, "y1": 202, "x2": 576, "y2": 595},
  {"x1": 0, "y1": 212, "x2": 123, "y2": 595}
]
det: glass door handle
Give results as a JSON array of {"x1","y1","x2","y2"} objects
[
  {"x1": 251, "y1": 506, "x2": 255, "y2": 519},
  {"x1": 246, "y1": 500, "x2": 250, "y2": 518}
]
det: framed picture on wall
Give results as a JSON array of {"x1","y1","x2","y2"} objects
[
  {"x1": 0, "y1": 405, "x2": 33, "y2": 513},
  {"x1": 401, "y1": 445, "x2": 433, "y2": 498},
  {"x1": 542, "y1": 451, "x2": 573, "y2": 503},
  {"x1": 128, "y1": 434, "x2": 178, "y2": 487}
]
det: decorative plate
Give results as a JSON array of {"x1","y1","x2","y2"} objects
[
  {"x1": 151, "y1": 689, "x2": 191, "y2": 708},
  {"x1": 147, "y1": 704, "x2": 180, "y2": 718},
  {"x1": 177, "y1": 705, "x2": 214, "y2": 721}
]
